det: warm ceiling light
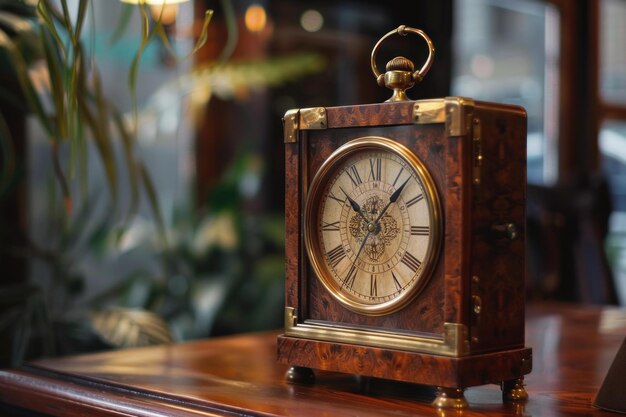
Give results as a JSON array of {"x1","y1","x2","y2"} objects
[
  {"x1": 300, "y1": 9, "x2": 323, "y2": 33},
  {"x1": 245, "y1": 4, "x2": 267, "y2": 33},
  {"x1": 119, "y1": 0, "x2": 187, "y2": 25},
  {"x1": 150, "y1": 3, "x2": 179, "y2": 25},
  {"x1": 119, "y1": 0, "x2": 189, "y2": 5}
]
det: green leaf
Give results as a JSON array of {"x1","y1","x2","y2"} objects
[
  {"x1": 109, "y1": 3, "x2": 134, "y2": 46},
  {"x1": 68, "y1": 3, "x2": 88, "y2": 179},
  {"x1": 50, "y1": 141, "x2": 72, "y2": 215},
  {"x1": 218, "y1": 0, "x2": 237, "y2": 63},
  {"x1": 58, "y1": 0, "x2": 76, "y2": 46},
  {"x1": 77, "y1": 93, "x2": 118, "y2": 210},
  {"x1": 89, "y1": 307, "x2": 173, "y2": 348},
  {"x1": 150, "y1": 3, "x2": 175, "y2": 58},
  {"x1": 0, "y1": 31, "x2": 53, "y2": 136},
  {"x1": 36, "y1": 0, "x2": 66, "y2": 56},
  {"x1": 152, "y1": 20, "x2": 175, "y2": 58},
  {"x1": 139, "y1": 162, "x2": 167, "y2": 248},
  {"x1": 259, "y1": 214, "x2": 286, "y2": 248},
  {"x1": 75, "y1": 49, "x2": 89, "y2": 198},
  {"x1": 40, "y1": 25, "x2": 66, "y2": 140},
  {"x1": 93, "y1": 69, "x2": 119, "y2": 211},
  {"x1": 74, "y1": 0, "x2": 88, "y2": 41},
  {"x1": 188, "y1": 9, "x2": 213, "y2": 57},
  {"x1": 67, "y1": 45, "x2": 81, "y2": 177},
  {"x1": 111, "y1": 109, "x2": 140, "y2": 222},
  {"x1": 0, "y1": 11, "x2": 36, "y2": 36},
  {"x1": 128, "y1": 2, "x2": 151, "y2": 127}
]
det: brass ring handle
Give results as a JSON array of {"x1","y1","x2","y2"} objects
[{"x1": 370, "y1": 25, "x2": 436, "y2": 87}]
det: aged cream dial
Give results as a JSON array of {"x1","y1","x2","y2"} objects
[{"x1": 304, "y1": 137, "x2": 441, "y2": 315}]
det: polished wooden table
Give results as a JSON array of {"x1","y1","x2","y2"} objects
[{"x1": 0, "y1": 303, "x2": 625, "y2": 416}]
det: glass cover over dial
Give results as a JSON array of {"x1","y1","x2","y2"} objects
[{"x1": 304, "y1": 137, "x2": 441, "y2": 315}]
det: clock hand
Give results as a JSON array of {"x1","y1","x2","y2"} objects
[
  {"x1": 339, "y1": 186, "x2": 369, "y2": 222},
  {"x1": 354, "y1": 231, "x2": 371, "y2": 262},
  {"x1": 342, "y1": 230, "x2": 372, "y2": 288},
  {"x1": 390, "y1": 177, "x2": 411, "y2": 203},
  {"x1": 342, "y1": 177, "x2": 410, "y2": 288},
  {"x1": 374, "y1": 177, "x2": 411, "y2": 223}
]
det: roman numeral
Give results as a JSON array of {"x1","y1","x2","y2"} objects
[
  {"x1": 328, "y1": 191, "x2": 344, "y2": 204},
  {"x1": 392, "y1": 167, "x2": 404, "y2": 186},
  {"x1": 410, "y1": 226, "x2": 430, "y2": 236},
  {"x1": 405, "y1": 194, "x2": 424, "y2": 207},
  {"x1": 369, "y1": 158, "x2": 381, "y2": 181},
  {"x1": 392, "y1": 271, "x2": 403, "y2": 291},
  {"x1": 401, "y1": 252, "x2": 422, "y2": 273},
  {"x1": 321, "y1": 221, "x2": 340, "y2": 232},
  {"x1": 326, "y1": 245, "x2": 346, "y2": 268},
  {"x1": 346, "y1": 165, "x2": 362, "y2": 187},
  {"x1": 370, "y1": 275, "x2": 378, "y2": 296},
  {"x1": 343, "y1": 265, "x2": 358, "y2": 288}
]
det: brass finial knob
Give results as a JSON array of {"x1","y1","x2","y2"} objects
[
  {"x1": 386, "y1": 56, "x2": 415, "y2": 72},
  {"x1": 371, "y1": 25, "x2": 435, "y2": 102}
]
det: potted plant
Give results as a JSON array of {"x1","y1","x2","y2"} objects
[{"x1": 0, "y1": 0, "x2": 325, "y2": 367}]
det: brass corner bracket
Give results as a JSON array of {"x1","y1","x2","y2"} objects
[
  {"x1": 283, "y1": 107, "x2": 327, "y2": 143},
  {"x1": 412, "y1": 97, "x2": 475, "y2": 137}
]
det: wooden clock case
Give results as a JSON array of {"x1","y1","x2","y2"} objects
[{"x1": 276, "y1": 96, "x2": 532, "y2": 406}]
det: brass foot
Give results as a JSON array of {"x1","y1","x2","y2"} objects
[
  {"x1": 502, "y1": 377, "x2": 528, "y2": 402},
  {"x1": 432, "y1": 387, "x2": 468, "y2": 409},
  {"x1": 285, "y1": 366, "x2": 315, "y2": 384}
]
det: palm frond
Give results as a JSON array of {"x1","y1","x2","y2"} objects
[
  {"x1": 89, "y1": 307, "x2": 173, "y2": 348},
  {"x1": 109, "y1": 3, "x2": 134, "y2": 45}
]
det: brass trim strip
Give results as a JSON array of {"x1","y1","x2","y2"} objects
[
  {"x1": 300, "y1": 107, "x2": 327, "y2": 130},
  {"x1": 283, "y1": 109, "x2": 299, "y2": 143},
  {"x1": 288, "y1": 99, "x2": 474, "y2": 137},
  {"x1": 284, "y1": 307, "x2": 470, "y2": 356},
  {"x1": 413, "y1": 99, "x2": 446, "y2": 124},
  {"x1": 412, "y1": 97, "x2": 475, "y2": 137},
  {"x1": 445, "y1": 97, "x2": 475, "y2": 136},
  {"x1": 283, "y1": 107, "x2": 327, "y2": 143}
]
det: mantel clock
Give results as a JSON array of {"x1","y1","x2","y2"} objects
[{"x1": 277, "y1": 26, "x2": 532, "y2": 409}]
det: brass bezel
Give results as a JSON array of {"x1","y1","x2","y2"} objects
[{"x1": 303, "y1": 136, "x2": 442, "y2": 316}]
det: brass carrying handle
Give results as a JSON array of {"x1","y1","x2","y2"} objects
[{"x1": 370, "y1": 25, "x2": 435, "y2": 86}]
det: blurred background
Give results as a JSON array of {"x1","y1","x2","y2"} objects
[{"x1": 1, "y1": 0, "x2": 625, "y2": 366}]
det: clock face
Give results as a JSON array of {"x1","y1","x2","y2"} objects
[{"x1": 304, "y1": 137, "x2": 441, "y2": 315}]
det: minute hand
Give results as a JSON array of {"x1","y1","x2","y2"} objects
[
  {"x1": 374, "y1": 177, "x2": 411, "y2": 223},
  {"x1": 340, "y1": 186, "x2": 369, "y2": 222},
  {"x1": 342, "y1": 230, "x2": 372, "y2": 289}
]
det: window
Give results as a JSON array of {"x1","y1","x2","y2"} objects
[
  {"x1": 600, "y1": 0, "x2": 626, "y2": 302},
  {"x1": 452, "y1": 0, "x2": 560, "y2": 185}
]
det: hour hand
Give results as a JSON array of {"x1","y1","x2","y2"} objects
[
  {"x1": 389, "y1": 177, "x2": 410, "y2": 203},
  {"x1": 340, "y1": 187, "x2": 368, "y2": 221},
  {"x1": 374, "y1": 177, "x2": 411, "y2": 223}
]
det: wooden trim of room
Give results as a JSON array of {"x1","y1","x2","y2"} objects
[
  {"x1": 544, "y1": 0, "x2": 601, "y2": 182},
  {"x1": 586, "y1": 0, "x2": 600, "y2": 174},
  {"x1": 602, "y1": 104, "x2": 626, "y2": 121},
  {"x1": 542, "y1": 0, "x2": 576, "y2": 183}
]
